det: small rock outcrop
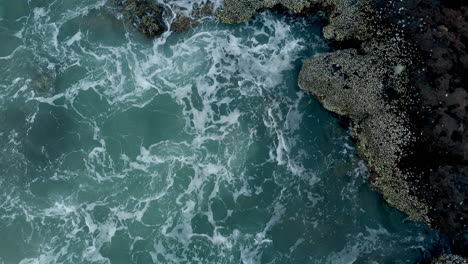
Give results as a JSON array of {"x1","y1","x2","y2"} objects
[
  {"x1": 169, "y1": 1, "x2": 214, "y2": 32},
  {"x1": 114, "y1": 0, "x2": 167, "y2": 38}
]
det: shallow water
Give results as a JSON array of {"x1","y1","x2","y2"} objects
[{"x1": 0, "y1": 1, "x2": 445, "y2": 263}]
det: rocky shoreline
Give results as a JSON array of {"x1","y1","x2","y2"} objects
[
  {"x1": 114, "y1": 0, "x2": 467, "y2": 261},
  {"x1": 298, "y1": 0, "x2": 468, "y2": 257}
]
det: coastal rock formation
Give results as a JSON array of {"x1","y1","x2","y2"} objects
[
  {"x1": 395, "y1": 2, "x2": 467, "y2": 253},
  {"x1": 298, "y1": 0, "x2": 467, "y2": 254},
  {"x1": 170, "y1": 13, "x2": 193, "y2": 32},
  {"x1": 298, "y1": 49, "x2": 430, "y2": 223}
]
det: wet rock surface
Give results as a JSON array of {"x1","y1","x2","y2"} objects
[
  {"x1": 168, "y1": 1, "x2": 215, "y2": 32},
  {"x1": 113, "y1": 0, "x2": 167, "y2": 38}
]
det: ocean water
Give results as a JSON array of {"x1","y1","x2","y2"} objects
[{"x1": 0, "y1": 1, "x2": 445, "y2": 263}]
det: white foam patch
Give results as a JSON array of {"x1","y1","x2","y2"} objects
[
  {"x1": 33, "y1": 8, "x2": 48, "y2": 20},
  {"x1": 326, "y1": 225, "x2": 390, "y2": 264},
  {"x1": 66, "y1": 31, "x2": 83, "y2": 46}
]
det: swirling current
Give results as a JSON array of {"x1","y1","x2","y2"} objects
[{"x1": 0, "y1": 0, "x2": 446, "y2": 263}]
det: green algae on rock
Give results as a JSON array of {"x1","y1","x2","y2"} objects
[{"x1": 170, "y1": 12, "x2": 193, "y2": 32}]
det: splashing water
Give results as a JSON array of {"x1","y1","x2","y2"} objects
[{"x1": 0, "y1": 0, "x2": 445, "y2": 263}]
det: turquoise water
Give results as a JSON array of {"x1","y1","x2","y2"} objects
[{"x1": 0, "y1": 1, "x2": 444, "y2": 263}]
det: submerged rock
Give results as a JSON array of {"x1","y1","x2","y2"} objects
[
  {"x1": 33, "y1": 71, "x2": 56, "y2": 95},
  {"x1": 30, "y1": 68, "x2": 56, "y2": 95}
]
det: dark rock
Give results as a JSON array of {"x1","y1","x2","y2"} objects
[{"x1": 373, "y1": 0, "x2": 468, "y2": 252}]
